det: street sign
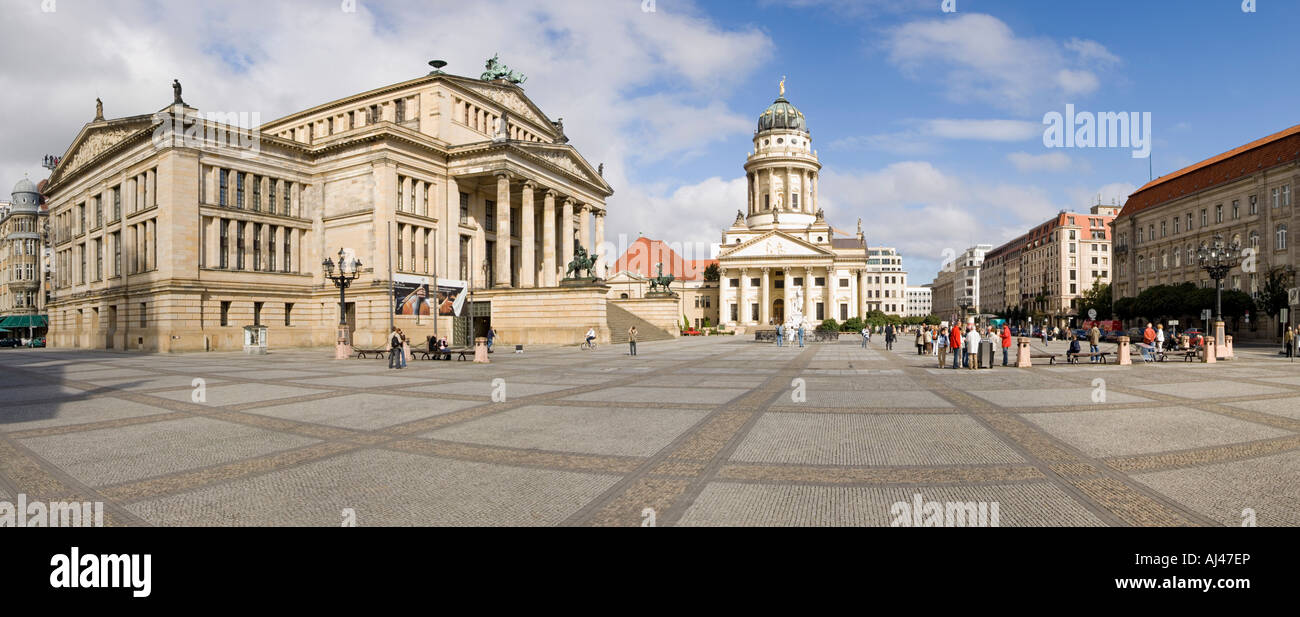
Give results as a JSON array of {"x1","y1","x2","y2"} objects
[
  {"x1": 1282, "y1": 309, "x2": 1289, "y2": 324},
  {"x1": 1201, "y1": 309, "x2": 1212, "y2": 321},
  {"x1": 1088, "y1": 309, "x2": 1097, "y2": 320},
  {"x1": 1168, "y1": 320, "x2": 1179, "y2": 326}
]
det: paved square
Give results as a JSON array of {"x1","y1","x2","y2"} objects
[{"x1": 1, "y1": 335, "x2": 1297, "y2": 527}]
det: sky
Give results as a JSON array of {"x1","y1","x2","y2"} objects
[{"x1": 2, "y1": 0, "x2": 1298, "y2": 282}]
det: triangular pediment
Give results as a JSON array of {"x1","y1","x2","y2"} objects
[
  {"x1": 458, "y1": 80, "x2": 551, "y2": 130},
  {"x1": 720, "y1": 231, "x2": 832, "y2": 259},
  {"x1": 51, "y1": 116, "x2": 157, "y2": 184},
  {"x1": 514, "y1": 143, "x2": 612, "y2": 194}
]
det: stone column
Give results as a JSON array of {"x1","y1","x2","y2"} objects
[
  {"x1": 803, "y1": 170, "x2": 811, "y2": 213},
  {"x1": 494, "y1": 172, "x2": 511, "y2": 288},
  {"x1": 824, "y1": 267, "x2": 833, "y2": 321},
  {"x1": 747, "y1": 174, "x2": 754, "y2": 214},
  {"x1": 785, "y1": 167, "x2": 792, "y2": 213},
  {"x1": 594, "y1": 209, "x2": 606, "y2": 278},
  {"x1": 561, "y1": 198, "x2": 575, "y2": 279},
  {"x1": 445, "y1": 176, "x2": 460, "y2": 280},
  {"x1": 760, "y1": 267, "x2": 771, "y2": 325},
  {"x1": 739, "y1": 268, "x2": 749, "y2": 324},
  {"x1": 811, "y1": 172, "x2": 818, "y2": 212},
  {"x1": 578, "y1": 204, "x2": 591, "y2": 253},
  {"x1": 803, "y1": 266, "x2": 814, "y2": 321},
  {"x1": 859, "y1": 269, "x2": 870, "y2": 317},
  {"x1": 520, "y1": 181, "x2": 536, "y2": 288},
  {"x1": 782, "y1": 267, "x2": 791, "y2": 323},
  {"x1": 543, "y1": 190, "x2": 557, "y2": 286}
]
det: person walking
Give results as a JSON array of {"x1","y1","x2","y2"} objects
[
  {"x1": 776, "y1": 323, "x2": 785, "y2": 348},
  {"x1": 487, "y1": 327, "x2": 497, "y2": 353},
  {"x1": 1286, "y1": 327, "x2": 1295, "y2": 358},
  {"x1": 914, "y1": 328, "x2": 924, "y2": 355},
  {"x1": 950, "y1": 323, "x2": 963, "y2": 369},
  {"x1": 387, "y1": 327, "x2": 402, "y2": 370},
  {"x1": 1001, "y1": 323, "x2": 1013, "y2": 366},
  {"x1": 399, "y1": 329, "x2": 410, "y2": 369},
  {"x1": 1088, "y1": 324, "x2": 1102, "y2": 363},
  {"x1": 861, "y1": 326, "x2": 870, "y2": 348},
  {"x1": 966, "y1": 325, "x2": 981, "y2": 370},
  {"x1": 937, "y1": 329, "x2": 949, "y2": 368},
  {"x1": 628, "y1": 326, "x2": 638, "y2": 356},
  {"x1": 885, "y1": 324, "x2": 895, "y2": 351},
  {"x1": 1156, "y1": 324, "x2": 1166, "y2": 351},
  {"x1": 798, "y1": 324, "x2": 806, "y2": 348}
]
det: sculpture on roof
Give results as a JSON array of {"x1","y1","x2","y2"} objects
[
  {"x1": 481, "y1": 54, "x2": 527, "y2": 85},
  {"x1": 172, "y1": 79, "x2": 184, "y2": 105},
  {"x1": 95, "y1": 98, "x2": 104, "y2": 121}
]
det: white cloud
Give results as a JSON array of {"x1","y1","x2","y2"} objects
[
  {"x1": 0, "y1": 0, "x2": 771, "y2": 249},
  {"x1": 1007, "y1": 151, "x2": 1083, "y2": 173},
  {"x1": 883, "y1": 13, "x2": 1120, "y2": 113},
  {"x1": 829, "y1": 118, "x2": 1039, "y2": 153},
  {"x1": 819, "y1": 161, "x2": 1069, "y2": 281}
]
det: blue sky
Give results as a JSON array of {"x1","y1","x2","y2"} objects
[{"x1": 3, "y1": 0, "x2": 1297, "y2": 282}]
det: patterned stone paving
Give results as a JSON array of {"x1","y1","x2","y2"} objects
[{"x1": 0, "y1": 335, "x2": 1296, "y2": 526}]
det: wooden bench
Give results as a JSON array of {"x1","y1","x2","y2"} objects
[
  {"x1": 1181, "y1": 349, "x2": 1200, "y2": 362},
  {"x1": 1066, "y1": 351, "x2": 1111, "y2": 364},
  {"x1": 1028, "y1": 353, "x2": 1059, "y2": 365},
  {"x1": 354, "y1": 348, "x2": 388, "y2": 359}
]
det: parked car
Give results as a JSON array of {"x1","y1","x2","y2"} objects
[
  {"x1": 1103, "y1": 330, "x2": 1125, "y2": 343},
  {"x1": 26, "y1": 337, "x2": 45, "y2": 348},
  {"x1": 0, "y1": 338, "x2": 20, "y2": 348},
  {"x1": 681, "y1": 328, "x2": 703, "y2": 336}
]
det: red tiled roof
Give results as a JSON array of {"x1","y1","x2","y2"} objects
[
  {"x1": 612, "y1": 237, "x2": 716, "y2": 281},
  {"x1": 1120, "y1": 123, "x2": 1300, "y2": 218}
]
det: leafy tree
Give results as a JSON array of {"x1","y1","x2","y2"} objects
[
  {"x1": 1076, "y1": 281, "x2": 1112, "y2": 320},
  {"x1": 702, "y1": 263, "x2": 721, "y2": 282},
  {"x1": 818, "y1": 318, "x2": 840, "y2": 332},
  {"x1": 1256, "y1": 267, "x2": 1290, "y2": 319}
]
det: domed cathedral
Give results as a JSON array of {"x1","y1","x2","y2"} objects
[{"x1": 718, "y1": 79, "x2": 869, "y2": 332}]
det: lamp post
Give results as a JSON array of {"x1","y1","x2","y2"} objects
[
  {"x1": 323, "y1": 247, "x2": 363, "y2": 359},
  {"x1": 1196, "y1": 233, "x2": 1242, "y2": 348}
]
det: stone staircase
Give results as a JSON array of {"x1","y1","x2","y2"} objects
[{"x1": 607, "y1": 303, "x2": 676, "y2": 344}]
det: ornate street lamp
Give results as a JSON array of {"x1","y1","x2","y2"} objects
[
  {"x1": 1197, "y1": 233, "x2": 1242, "y2": 346},
  {"x1": 323, "y1": 247, "x2": 363, "y2": 359}
]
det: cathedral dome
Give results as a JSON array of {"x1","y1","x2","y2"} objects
[{"x1": 757, "y1": 96, "x2": 806, "y2": 133}]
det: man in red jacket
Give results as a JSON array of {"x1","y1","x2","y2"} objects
[
  {"x1": 1000, "y1": 324, "x2": 1013, "y2": 366},
  {"x1": 950, "y1": 324, "x2": 963, "y2": 369}
]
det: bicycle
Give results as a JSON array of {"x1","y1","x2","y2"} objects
[{"x1": 581, "y1": 338, "x2": 597, "y2": 350}]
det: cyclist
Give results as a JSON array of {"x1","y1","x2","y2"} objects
[{"x1": 585, "y1": 326, "x2": 596, "y2": 349}]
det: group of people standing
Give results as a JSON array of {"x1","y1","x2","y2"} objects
[
  {"x1": 773, "y1": 323, "x2": 807, "y2": 348},
  {"x1": 938, "y1": 323, "x2": 1013, "y2": 369}
]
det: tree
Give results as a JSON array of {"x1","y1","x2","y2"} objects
[
  {"x1": 1076, "y1": 281, "x2": 1112, "y2": 320},
  {"x1": 702, "y1": 263, "x2": 721, "y2": 282},
  {"x1": 1256, "y1": 267, "x2": 1289, "y2": 319}
]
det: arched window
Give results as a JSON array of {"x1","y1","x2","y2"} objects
[
  {"x1": 1161, "y1": 251, "x2": 1168, "y2": 269},
  {"x1": 1137, "y1": 254, "x2": 1145, "y2": 274},
  {"x1": 1277, "y1": 224, "x2": 1288, "y2": 250}
]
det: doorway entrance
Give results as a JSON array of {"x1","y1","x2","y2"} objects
[{"x1": 773, "y1": 299, "x2": 785, "y2": 324}]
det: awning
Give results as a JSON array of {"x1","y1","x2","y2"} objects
[{"x1": 0, "y1": 315, "x2": 47, "y2": 328}]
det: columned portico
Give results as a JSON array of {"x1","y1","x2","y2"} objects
[{"x1": 760, "y1": 267, "x2": 771, "y2": 325}]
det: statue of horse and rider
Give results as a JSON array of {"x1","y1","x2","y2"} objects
[
  {"x1": 565, "y1": 244, "x2": 597, "y2": 280},
  {"x1": 647, "y1": 262, "x2": 675, "y2": 295}
]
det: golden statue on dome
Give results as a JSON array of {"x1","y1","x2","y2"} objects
[{"x1": 779, "y1": 76, "x2": 786, "y2": 97}]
